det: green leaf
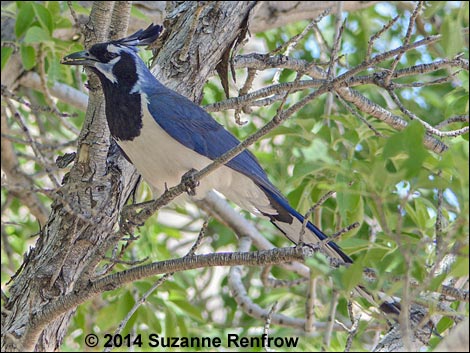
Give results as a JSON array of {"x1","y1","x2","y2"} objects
[
  {"x1": 20, "y1": 44, "x2": 36, "y2": 70},
  {"x1": 15, "y1": 2, "x2": 35, "y2": 38},
  {"x1": 336, "y1": 167, "x2": 362, "y2": 224},
  {"x1": 429, "y1": 273, "x2": 447, "y2": 292},
  {"x1": 171, "y1": 299, "x2": 204, "y2": 322},
  {"x1": 445, "y1": 95, "x2": 469, "y2": 118},
  {"x1": 340, "y1": 261, "x2": 363, "y2": 292},
  {"x1": 423, "y1": 1, "x2": 446, "y2": 18},
  {"x1": 441, "y1": 16, "x2": 465, "y2": 57},
  {"x1": 46, "y1": 1, "x2": 61, "y2": 17},
  {"x1": 32, "y1": 3, "x2": 53, "y2": 34},
  {"x1": 131, "y1": 6, "x2": 151, "y2": 21},
  {"x1": 412, "y1": 260, "x2": 426, "y2": 282},
  {"x1": 338, "y1": 237, "x2": 371, "y2": 251},
  {"x1": 176, "y1": 315, "x2": 188, "y2": 337},
  {"x1": 385, "y1": 158, "x2": 398, "y2": 173},
  {"x1": 143, "y1": 306, "x2": 162, "y2": 333},
  {"x1": 1, "y1": 47, "x2": 13, "y2": 70},
  {"x1": 165, "y1": 307, "x2": 178, "y2": 336},
  {"x1": 449, "y1": 255, "x2": 470, "y2": 277},
  {"x1": 383, "y1": 121, "x2": 429, "y2": 178},
  {"x1": 23, "y1": 26, "x2": 51, "y2": 43},
  {"x1": 71, "y1": 2, "x2": 92, "y2": 15},
  {"x1": 436, "y1": 316, "x2": 454, "y2": 334},
  {"x1": 55, "y1": 17, "x2": 73, "y2": 29},
  {"x1": 47, "y1": 56, "x2": 61, "y2": 83}
]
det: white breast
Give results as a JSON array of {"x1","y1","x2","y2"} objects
[{"x1": 117, "y1": 102, "x2": 276, "y2": 216}]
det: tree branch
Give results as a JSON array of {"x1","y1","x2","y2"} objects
[{"x1": 22, "y1": 246, "x2": 308, "y2": 351}]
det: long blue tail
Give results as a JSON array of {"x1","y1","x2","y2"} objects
[
  {"x1": 258, "y1": 184, "x2": 402, "y2": 316},
  {"x1": 258, "y1": 185, "x2": 353, "y2": 264}
]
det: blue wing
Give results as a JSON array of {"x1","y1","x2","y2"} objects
[
  {"x1": 146, "y1": 88, "x2": 278, "y2": 194},
  {"x1": 145, "y1": 86, "x2": 352, "y2": 264}
]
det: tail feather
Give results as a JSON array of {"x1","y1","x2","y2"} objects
[
  {"x1": 258, "y1": 184, "x2": 352, "y2": 264},
  {"x1": 258, "y1": 184, "x2": 401, "y2": 317}
]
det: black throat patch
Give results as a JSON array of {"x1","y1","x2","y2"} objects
[{"x1": 94, "y1": 52, "x2": 143, "y2": 141}]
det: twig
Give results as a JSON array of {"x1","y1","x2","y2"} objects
[
  {"x1": 205, "y1": 79, "x2": 325, "y2": 112},
  {"x1": 327, "y1": 5, "x2": 345, "y2": 79},
  {"x1": 391, "y1": 70, "x2": 461, "y2": 88},
  {"x1": 350, "y1": 58, "x2": 468, "y2": 86},
  {"x1": 22, "y1": 246, "x2": 311, "y2": 351},
  {"x1": 104, "y1": 219, "x2": 210, "y2": 352},
  {"x1": 344, "y1": 300, "x2": 361, "y2": 352},
  {"x1": 271, "y1": 10, "x2": 330, "y2": 83},
  {"x1": 311, "y1": 22, "x2": 331, "y2": 61},
  {"x1": 272, "y1": 8, "x2": 331, "y2": 56},
  {"x1": 435, "y1": 115, "x2": 469, "y2": 129},
  {"x1": 299, "y1": 190, "x2": 336, "y2": 243},
  {"x1": 263, "y1": 301, "x2": 278, "y2": 352},
  {"x1": 384, "y1": 1, "x2": 423, "y2": 86},
  {"x1": 67, "y1": 1, "x2": 82, "y2": 32},
  {"x1": 366, "y1": 15, "x2": 400, "y2": 60},
  {"x1": 198, "y1": 191, "x2": 311, "y2": 277},
  {"x1": 338, "y1": 88, "x2": 448, "y2": 152},
  {"x1": 388, "y1": 89, "x2": 469, "y2": 137},
  {"x1": 235, "y1": 68, "x2": 257, "y2": 124},
  {"x1": 336, "y1": 93, "x2": 385, "y2": 137},
  {"x1": 324, "y1": 290, "x2": 339, "y2": 348},
  {"x1": 4, "y1": 99, "x2": 60, "y2": 188},
  {"x1": 261, "y1": 265, "x2": 308, "y2": 288},
  {"x1": 435, "y1": 178, "x2": 444, "y2": 256},
  {"x1": 324, "y1": 3, "x2": 345, "y2": 117},
  {"x1": 1, "y1": 85, "x2": 79, "y2": 120},
  {"x1": 331, "y1": 222, "x2": 360, "y2": 241},
  {"x1": 305, "y1": 276, "x2": 317, "y2": 333}
]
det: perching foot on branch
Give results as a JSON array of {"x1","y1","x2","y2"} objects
[
  {"x1": 181, "y1": 168, "x2": 200, "y2": 196},
  {"x1": 120, "y1": 201, "x2": 155, "y2": 233}
]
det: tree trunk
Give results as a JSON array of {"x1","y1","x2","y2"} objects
[{"x1": 1, "y1": 1, "x2": 258, "y2": 351}]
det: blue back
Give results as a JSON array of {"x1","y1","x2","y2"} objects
[{"x1": 144, "y1": 83, "x2": 284, "y2": 199}]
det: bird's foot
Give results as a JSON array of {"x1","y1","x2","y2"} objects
[
  {"x1": 295, "y1": 241, "x2": 319, "y2": 257},
  {"x1": 181, "y1": 168, "x2": 200, "y2": 196},
  {"x1": 120, "y1": 201, "x2": 154, "y2": 233}
]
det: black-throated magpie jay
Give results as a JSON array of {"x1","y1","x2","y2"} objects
[{"x1": 62, "y1": 24, "x2": 400, "y2": 315}]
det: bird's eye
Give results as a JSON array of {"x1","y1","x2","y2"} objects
[{"x1": 104, "y1": 52, "x2": 118, "y2": 61}]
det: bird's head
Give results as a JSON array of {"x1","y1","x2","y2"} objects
[{"x1": 61, "y1": 24, "x2": 163, "y2": 87}]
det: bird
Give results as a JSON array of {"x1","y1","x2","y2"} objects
[{"x1": 62, "y1": 24, "x2": 400, "y2": 315}]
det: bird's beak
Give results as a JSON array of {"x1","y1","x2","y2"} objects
[{"x1": 61, "y1": 50, "x2": 97, "y2": 66}]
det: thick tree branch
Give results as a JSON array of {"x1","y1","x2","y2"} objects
[
  {"x1": 19, "y1": 72, "x2": 88, "y2": 111},
  {"x1": 22, "y1": 247, "x2": 308, "y2": 351},
  {"x1": 1, "y1": 2, "x2": 139, "y2": 352}
]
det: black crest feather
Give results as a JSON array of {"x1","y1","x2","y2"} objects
[{"x1": 113, "y1": 24, "x2": 163, "y2": 47}]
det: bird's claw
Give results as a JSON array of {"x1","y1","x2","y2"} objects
[
  {"x1": 181, "y1": 168, "x2": 199, "y2": 196},
  {"x1": 120, "y1": 204, "x2": 145, "y2": 233}
]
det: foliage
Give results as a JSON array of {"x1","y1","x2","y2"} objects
[{"x1": 1, "y1": 1, "x2": 468, "y2": 351}]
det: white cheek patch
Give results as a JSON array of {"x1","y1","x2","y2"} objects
[
  {"x1": 94, "y1": 56, "x2": 121, "y2": 84},
  {"x1": 107, "y1": 44, "x2": 121, "y2": 54},
  {"x1": 130, "y1": 61, "x2": 149, "y2": 94}
]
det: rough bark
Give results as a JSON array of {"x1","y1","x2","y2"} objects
[
  {"x1": 130, "y1": 1, "x2": 380, "y2": 34},
  {"x1": 2, "y1": 2, "x2": 133, "y2": 351}
]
